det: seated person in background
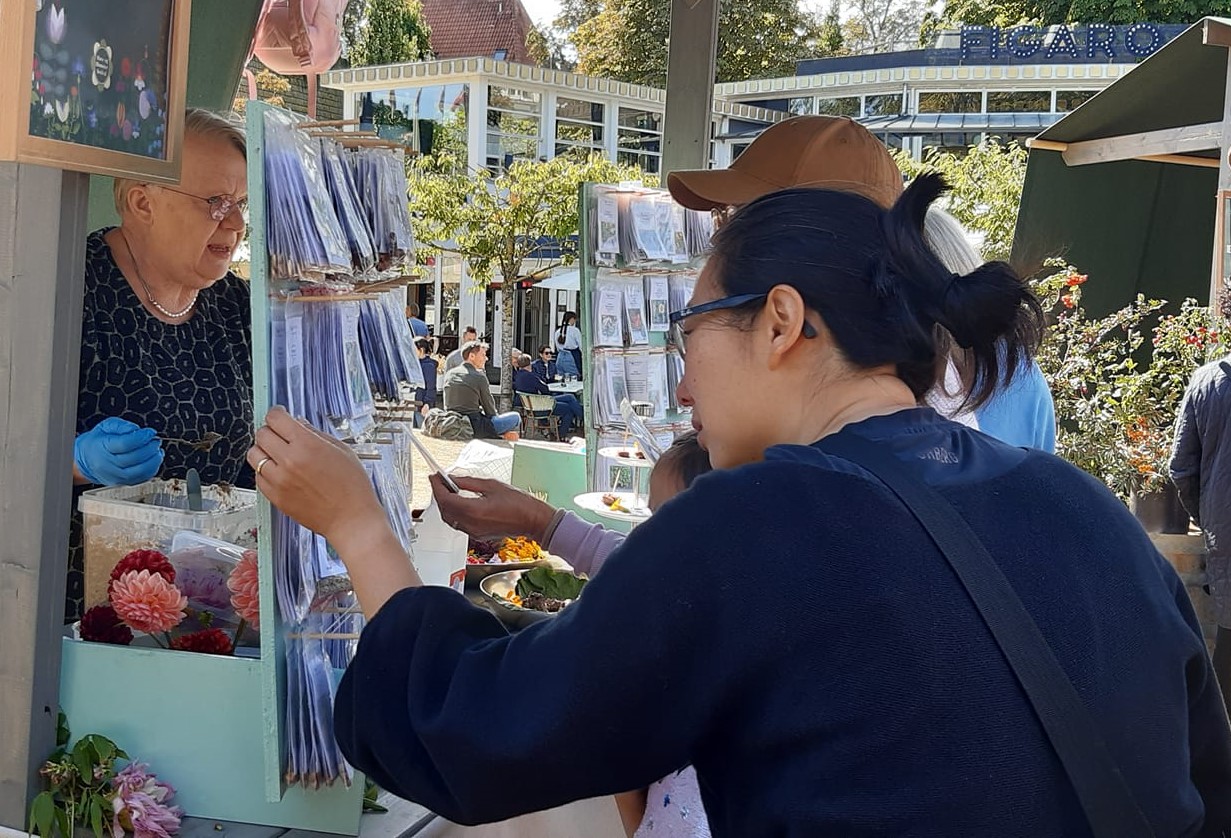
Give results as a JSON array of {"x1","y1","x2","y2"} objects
[
  {"x1": 532, "y1": 345, "x2": 558, "y2": 383},
  {"x1": 510, "y1": 347, "x2": 524, "y2": 377},
  {"x1": 413, "y1": 337, "x2": 438, "y2": 428},
  {"x1": 513, "y1": 354, "x2": 584, "y2": 438},
  {"x1": 441, "y1": 340, "x2": 520, "y2": 440},
  {"x1": 444, "y1": 326, "x2": 478, "y2": 372}
]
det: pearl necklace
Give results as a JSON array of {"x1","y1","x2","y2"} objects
[{"x1": 119, "y1": 230, "x2": 198, "y2": 320}]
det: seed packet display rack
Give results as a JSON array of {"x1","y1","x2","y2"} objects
[
  {"x1": 246, "y1": 102, "x2": 425, "y2": 832},
  {"x1": 577, "y1": 183, "x2": 711, "y2": 498}
]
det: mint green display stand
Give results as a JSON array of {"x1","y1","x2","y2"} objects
[{"x1": 58, "y1": 640, "x2": 362, "y2": 834}]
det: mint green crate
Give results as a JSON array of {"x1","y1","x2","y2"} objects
[
  {"x1": 510, "y1": 441, "x2": 633, "y2": 535},
  {"x1": 59, "y1": 637, "x2": 364, "y2": 834}
]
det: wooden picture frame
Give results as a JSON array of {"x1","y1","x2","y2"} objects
[{"x1": 0, "y1": 0, "x2": 191, "y2": 183}]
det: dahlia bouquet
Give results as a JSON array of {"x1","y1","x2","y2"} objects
[{"x1": 79, "y1": 548, "x2": 260, "y2": 656}]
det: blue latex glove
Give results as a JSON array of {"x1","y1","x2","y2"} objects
[{"x1": 74, "y1": 417, "x2": 164, "y2": 486}]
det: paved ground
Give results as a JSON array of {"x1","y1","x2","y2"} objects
[{"x1": 407, "y1": 432, "x2": 470, "y2": 509}]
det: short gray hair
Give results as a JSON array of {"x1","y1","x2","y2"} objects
[
  {"x1": 923, "y1": 206, "x2": 981, "y2": 274},
  {"x1": 114, "y1": 108, "x2": 247, "y2": 216}
]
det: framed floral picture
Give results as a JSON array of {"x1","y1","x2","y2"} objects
[{"x1": 0, "y1": 0, "x2": 191, "y2": 182}]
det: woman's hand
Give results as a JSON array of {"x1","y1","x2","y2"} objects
[
  {"x1": 430, "y1": 474, "x2": 557, "y2": 543},
  {"x1": 74, "y1": 417, "x2": 164, "y2": 486},
  {"x1": 249, "y1": 408, "x2": 419, "y2": 617},
  {"x1": 247, "y1": 407, "x2": 386, "y2": 546}
]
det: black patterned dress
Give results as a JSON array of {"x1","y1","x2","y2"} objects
[{"x1": 67, "y1": 229, "x2": 255, "y2": 621}]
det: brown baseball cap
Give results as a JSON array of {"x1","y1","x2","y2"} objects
[{"x1": 667, "y1": 115, "x2": 904, "y2": 211}]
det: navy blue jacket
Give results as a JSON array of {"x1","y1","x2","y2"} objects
[
  {"x1": 513, "y1": 368, "x2": 550, "y2": 397},
  {"x1": 414, "y1": 356, "x2": 438, "y2": 407},
  {"x1": 532, "y1": 358, "x2": 557, "y2": 382},
  {"x1": 336, "y1": 409, "x2": 1231, "y2": 836}
]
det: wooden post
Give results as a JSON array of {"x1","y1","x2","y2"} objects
[
  {"x1": 1211, "y1": 50, "x2": 1231, "y2": 307},
  {"x1": 0, "y1": 163, "x2": 89, "y2": 829},
  {"x1": 661, "y1": 0, "x2": 720, "y2": 177}
]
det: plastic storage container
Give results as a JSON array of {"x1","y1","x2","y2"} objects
[{"x1": 79, "y1": 479, "x2": 257, "y2": 609}]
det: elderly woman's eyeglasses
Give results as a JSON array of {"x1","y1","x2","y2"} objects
[
  {"x1": 669, "y1": 292, "x2": 817, "y2": 358},
  {"x1": 147, "y1": 184, "x2": 248, "y2": 222}
]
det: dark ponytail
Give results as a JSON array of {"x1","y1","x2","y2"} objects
[{"x1": 708, "y1": 175, "x2": 1043, "y2": 409}]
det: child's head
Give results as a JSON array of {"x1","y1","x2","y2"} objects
[{"x1": 647, "y1": 431, "x2": 711, "y2": 512}]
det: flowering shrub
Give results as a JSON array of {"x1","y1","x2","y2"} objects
[{"x1": 1031, "y1": 264, "x2": 1226, "y2": 498}]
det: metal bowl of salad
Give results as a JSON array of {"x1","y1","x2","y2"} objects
[{"x1": 479, "y1": 567, "x2": 588, "y2": 630}]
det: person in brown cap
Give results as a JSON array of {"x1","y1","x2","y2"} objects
[{"x1": 667, "y1": 115, "x2": 904, "y2": 213}]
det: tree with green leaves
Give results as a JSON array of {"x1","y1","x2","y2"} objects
[
  {"x1": 408, "y1": 139, "x2": 647, "y2": 404},
  {"x1": 893, "y1": 139, "x2": 1028, "y2": 262},
  {"x1": 842, "y1": 0, "x2": 927, "y2": 54},
  {"x1": 350, "y1": 0, "x2": 433, "y2": 68},
  {"x1": 573, "y1": 0, "x2": 831, "y2": 86},
  {"x1": 931, "y1": 0, "x2": 1231, "y2": 28}
]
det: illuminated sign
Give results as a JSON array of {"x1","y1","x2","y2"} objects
[{"x1": 960, "y1": 23, "x2": 1168, "y2": 62}]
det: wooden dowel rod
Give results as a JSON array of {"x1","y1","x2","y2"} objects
[
  {"x1": 289, "y1": 294, "x2": 375, "y2": 303},
  {"x1": 1025, "y1": 138, "x2": 1068, "y2": 152},
  {"x1": 1138, "y1": 153, "x2": 1220, "y2": 168}
]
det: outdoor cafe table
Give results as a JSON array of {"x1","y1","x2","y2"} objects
[{"x1": 548, "y1": 381, "x2": 583, "y2": 395}]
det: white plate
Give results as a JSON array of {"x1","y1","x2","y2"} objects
[
  {"x1": 597, "y1": 447, "x2": 654, "y2": 469},
  {"x1": 574, "y1": 491, "x2": 651, "y2": 522}
]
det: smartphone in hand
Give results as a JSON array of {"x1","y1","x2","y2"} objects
[{"x1": 406, "y1": 432, "x2": 461, "y2": 493}]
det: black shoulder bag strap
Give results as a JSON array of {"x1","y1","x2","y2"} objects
[{"x1": 816, "y1": 432, "x2": 1154, "y2": 838}]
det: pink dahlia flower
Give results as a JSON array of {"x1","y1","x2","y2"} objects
[
  {"x1": 111, "y1": 763, "x2": 182, "y2": 838},
  {"x1": 110, "y1": 570, "x2": 186, "y2": 635},
  {"x1": 227, "y1": 550, "x2": 260, "y2": 625}
]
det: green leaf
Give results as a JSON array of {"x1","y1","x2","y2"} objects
[
  {"x1": 56, "y1": 712, "x2": 70, "y2": 748},
  {"x1": 71, "y1": 740, "x2": 94, "y2": 783},
  {"x1": 516, "y1": 567, "x2": 587, "y2": 601},
  {"x1": 83, "y1": 734, "x2": 118, "y2": 766},
  {"x1": 29, "y1": 791, "x2": 55, "y2": 837},
  {"x1": 88, "y1": 797, "x2": 105, "y2": 838},
  {"x1": 54, "y1": 807, "x2": 71, "y2": 838}
]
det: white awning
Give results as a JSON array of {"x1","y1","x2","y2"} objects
[{"x1": 533, "y1": 270, "x2": 580, "y2": 292}]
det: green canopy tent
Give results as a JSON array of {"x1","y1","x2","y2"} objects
[{"x1": 1012, "y1": 17, "x2": 1231, "y2": 317}]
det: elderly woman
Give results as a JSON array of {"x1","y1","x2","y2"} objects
[
  {"x1": 247, "y1": 177, "x2": 1231, "y2": 835},
  {"x1": 67, "y1": 108, "x2": 252, "y2": 620}
]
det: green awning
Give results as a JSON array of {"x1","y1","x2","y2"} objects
[{"x1": 1012, "y1": 18, "x2": 1231, "y2": 316}]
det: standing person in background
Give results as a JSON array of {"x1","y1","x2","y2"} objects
[
  {"x1": 556, "y1": 311, "x2": 583, "y2": 380},
  {"x1": 405, "y1": 303, "x2": 429, "y2": 338},
  {"x1": 1169, "y1": 300, "x2": 1231, "y2": 713},
  {"x1": 413, "y1": 338, "x2": 438, "y2": 429},
  {"x1": 921, "y1": 207, "x2": 1056, "y2": 452},
  {"x1": 445, "y1": 326, "x2": 478, "y2": 372},
  {"x1": 532, "y1": 345, "x2": 558, "y2": 382}
]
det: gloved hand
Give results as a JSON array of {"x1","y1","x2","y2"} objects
[{"x1": 74, "y1": 417, "x2": 164, "y2": 486}]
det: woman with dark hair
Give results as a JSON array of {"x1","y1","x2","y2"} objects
[
  {"x1": 247, "y1": 176, "x2": 1231, "y2": 836},
  {"x1": 556, "y1": 310, "x2": 583, "y2": 380}
]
